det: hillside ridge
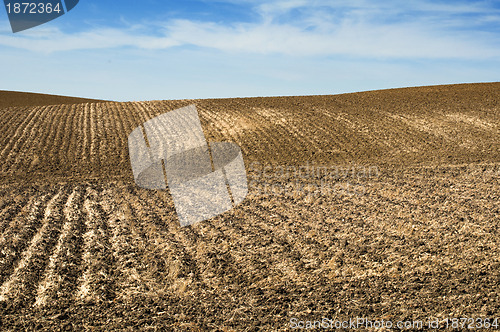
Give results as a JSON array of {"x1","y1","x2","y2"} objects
[
  {"x1": 0, "y1": 90, "x2": 106, "y2": 109},
  {"x1": 0, "y1": 82, "x2": 498, "y2": 185}
]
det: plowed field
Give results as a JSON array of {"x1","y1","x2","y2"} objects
[
  {"x1": 0, "y1": 83, "x2": 499, "y2": 331},
  {"x1": 0, "y1": 91, "x2": 105, "y2": 109}
]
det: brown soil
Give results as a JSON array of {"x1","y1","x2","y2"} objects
[
  {"x1": 0, "y1": 83, "x2": 498, "y2": 331},
  {"x1": 0, "y1": 90, "x2": 106, "y2": 109}
]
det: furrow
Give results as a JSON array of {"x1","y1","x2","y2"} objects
[
  {"x1": 6, "y1": 106, "x2": 53, "y2": 171},
  {"x1": 0, "y1": 106, "x2": 46, "y2": 173},
  {"x1": 52, "y1": 105, "x2": 74, "y2": 165},
  {"x1": 0, "y1": 195, "x2": 28, "y2": 235},
  {"x1": 99, "y1": 104, "x2": 116, "y2": 165},
  {"x1": 37, "y1": 105, "x2": 65, "y2": 165},
  {"x1": 120, "y1": 185, "x2": 201, "y2": 296},
  {"x1": 98, "y1": 185, "x2": 151, "y2": 301},
  {"x1": 80, "y1": 103, "x2": 91, "y2": 163},
  {"x1": 238, "y1": 202, "x2": 319, "y2": 286},
  {"x1": 109, "y1": 103, "x2": 130, "y2": 170},
  {"x1": 76, "y1": 186, "x2": 116, "y2": 303},
  {"x1": 62, "y1": 104, "x2": 79, "y2": 164},
  {"x1": 34, "y1": 186, "x2": 86, "y2": 308},
  {"x1": 88, "y1": 104, "x2": 99, "y2": 167},
  {"x1": 197, "y1": 103, "x2": 240, "y2": 144},
  {"x1": 0, "y1": 107, "x2": 22, "y2": 139},
  {"x1": 250, "y1": 194, "x2": 334, "y2": 261},
  {"x1": 67, "y1": 104, "x2": 86, "y2": 170},
  {"x1": 144, "y1": 188, "x2": 261, "y2": 291},
  {"x1": 0, "y1": 191, "x2": 52, "y2": 286},
  {"x1": 0, "y1": 189, "x2": 66, "y2": 308},
  {"x1": 0, "y1": 107, "x2": 32, "y2": 158},
  {"x1": 129, "y1": 102, "x2": 157, "y2": 126}
]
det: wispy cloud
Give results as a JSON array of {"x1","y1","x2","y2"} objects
[
  {"x1": 0, "y1": 0, "x2": 499, "y2": 59},
  {"x1": 0, "y1": 25, "x2": 180, "y2": 52}
]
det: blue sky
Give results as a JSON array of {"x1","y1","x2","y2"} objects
[{"x1": 1, "y1": 0, "x2": 499, "y2": 101}]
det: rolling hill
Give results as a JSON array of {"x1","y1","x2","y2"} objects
[
  {"x1": 0, "y1": 83, "x2": 498, "y2": 331},
  {"x1": 0, "y1": 90, "x2": 105, "y2": 109}
]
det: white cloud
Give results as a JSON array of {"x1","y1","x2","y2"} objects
[
  {"x1": 163, "y1": 19, "x2": 500, "y2": 58},
  {"x1": 0, "y1": 25, "x2": 180, "y2": 53},
  {"x1": 0, "y1": 0, "x2": 499, "y2": 59}
]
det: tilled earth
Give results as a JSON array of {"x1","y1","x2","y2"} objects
[
  {"x1": 0, "y1": 83, "x2": 499, "y2": 330},
  {"x1": 0, "y1": 164, "x2": 498, "y2": 331}
]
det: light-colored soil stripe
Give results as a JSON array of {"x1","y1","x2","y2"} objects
[
  {"x1": 34, "y1": 187, "x2": 81, "y2": 307},
  {"x1": 0, "y1": 192, "x2": 50, "y2": 284},
  {"x1": 68, "y1": 104, "x2": 85, "y2": 167},
  {"x1": 10, "y1": 106, "x2": 57, "y2": 169},
  {"x1": 0, "y1": 107, "x2": 32, "y2": 154},
  {"x1": 81, "y1": 103, "x2": 91, "y2": 163},
  {"x1": 0, "y1": 191, "x2": 63, "y2": 305},
  {"x1": 108, "y1": 103, "x2": 129, "y2": 167},
  {"x1": 51, "y1": 104, "x2": 72, "y2": 162},
  {"x1": 36, "y1": 108, "x2": 64, "y2": 166},
  {"x1": 99, "y1": 186, "x2": 156, "y2": 300},
  {"x1": 0, "y1": 198, "x2": 26, "y2": 233},
  {"x1": 118, "y1": 185, "x2": 196, "y2": 296},
  {"x1": 76, "y1": 187, "x2": 115, "y2": 303},
  {"x1": 88, "y1": 104, "x2": 98, "y2": 165},
  {"x1": 0, "y1": 106, "x2": 48, "y2": 172},
  {"x1": 143, "y1": 186, "x2": 282, "y2": 291}
]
